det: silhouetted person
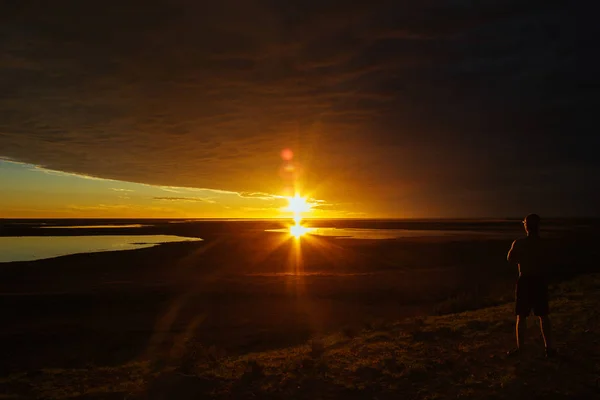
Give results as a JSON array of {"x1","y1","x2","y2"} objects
[{"x1": 507, "y1": 214, "x2": 555, "y2": 357}]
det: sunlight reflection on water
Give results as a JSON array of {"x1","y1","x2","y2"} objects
[
  {"x1": 265, "y1": 227, "x2": 509, "y2": 240},
  {"x1": 244, "y1": 272, "x2": 375, "y2": 277}
]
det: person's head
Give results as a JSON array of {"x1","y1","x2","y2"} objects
[{"x1": 523, "y1": 213, "x2": 541, "y2": 235}]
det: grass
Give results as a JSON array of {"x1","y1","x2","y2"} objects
[{"x1": 2, "y1": 274, "x2": 600, "y2": 399}]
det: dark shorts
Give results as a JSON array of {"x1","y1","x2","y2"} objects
[{"x1": 515, "y1": 275, "x2": 549, "y2": 317}]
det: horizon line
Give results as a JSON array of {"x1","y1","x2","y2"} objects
[{"x1": 2, "y1": 216, "x2": 599, "y2": 221}]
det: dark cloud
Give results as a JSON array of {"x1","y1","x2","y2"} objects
[{"x1": 0, "y1": 0, "x2": 597, "y2": 216}]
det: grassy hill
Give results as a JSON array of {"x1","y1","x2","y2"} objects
[{"x1": 2, "y1": 274, "x2": 599, "y2": 399}]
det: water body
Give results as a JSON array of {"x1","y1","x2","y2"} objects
[
  {"x1": 37, "y1": 224, "x2": 148, "y2": 229},
  {"x1": 265, "y1": 227, "x2": 513, "y2": 240},
  {"x1": 0, "y1": 235, "x2": 203, "y2": 263}
]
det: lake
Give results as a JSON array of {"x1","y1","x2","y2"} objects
[
  {"x1": 0, "y1": 218, "x2": 592, "y2": 263},
  {"x1": 0, "y1": 235, "x2": 203, "y2": 263}
]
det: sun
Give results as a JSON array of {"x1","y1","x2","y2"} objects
[
  {"x1": 286, "y1": 194, "x2": 311, "y2": 214},
  {"x1": 285, "y1": 194, "x2": 312, "y2": 238}
]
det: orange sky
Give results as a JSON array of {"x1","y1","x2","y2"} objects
[{"x1": 0, "y1": 159, "x2": 365, "y2": 219}]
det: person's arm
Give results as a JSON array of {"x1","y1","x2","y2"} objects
[{"x1": 507, "y1": 240, "x2": 519, "y2": 264}]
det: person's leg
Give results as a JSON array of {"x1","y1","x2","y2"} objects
[
  {"x1": 539, "y1": 316, "x2": 554, "y2": 350},
  {"x1": 508, "y1": 277, "x2": 529, "y2": 356},
  {"x1": 516, "y1": 315, "x2": 527, "y2": 349},
  {"x1": 534, "y1": 280, "x2": 554, "y2": 355}
]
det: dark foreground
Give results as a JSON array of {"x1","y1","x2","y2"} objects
[
  {"x1": 2, "y1": 273, "x2": 599, "y2": 399},
  {"x1": 0, "y1": 220, "x2": 598, "y2": 398}
]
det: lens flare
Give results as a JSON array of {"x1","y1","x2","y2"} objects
[{"x1": 281, "y1": 148, "x2": 294, "y2": 161}]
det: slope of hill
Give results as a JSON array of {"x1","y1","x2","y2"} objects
[{"x1": 2, "y1": 274, "x2": 599, "y2": 399}]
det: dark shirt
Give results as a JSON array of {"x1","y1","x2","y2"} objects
[{"x1": 507, "y1": 235, "x2": 547, "y2": 277}]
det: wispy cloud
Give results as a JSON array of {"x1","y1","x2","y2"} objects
[
  {"x1": 111, "y1": 188, "x2": 134, "y2": 192},
  {"x1": 65, "y1": 203, "x2": 178, "y2": 215},
  {"x1": 311, "y1": 203, "x2": 340, "y2": 211},
  {"x1": 2, "y1": 158, "x2": 114, "y2": 182},
  {"x1": 67, "y1": 204, "x2": 130, "y2": 211},
  {"x1": 158, "y1": 186, "x2": 182, "y2": 194},
  {"x1": 241, "y1": 206, "x2": 284, "y2": 212},
  {"x1": 239, "y1": 191, "x2": 285, "y2": 200},
  {"x1": 32, "y1": 166, "x2": 110, "y2": 181},
  {"x1": 153, "y1": 196, "x2": 216, "y2": 203}
]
